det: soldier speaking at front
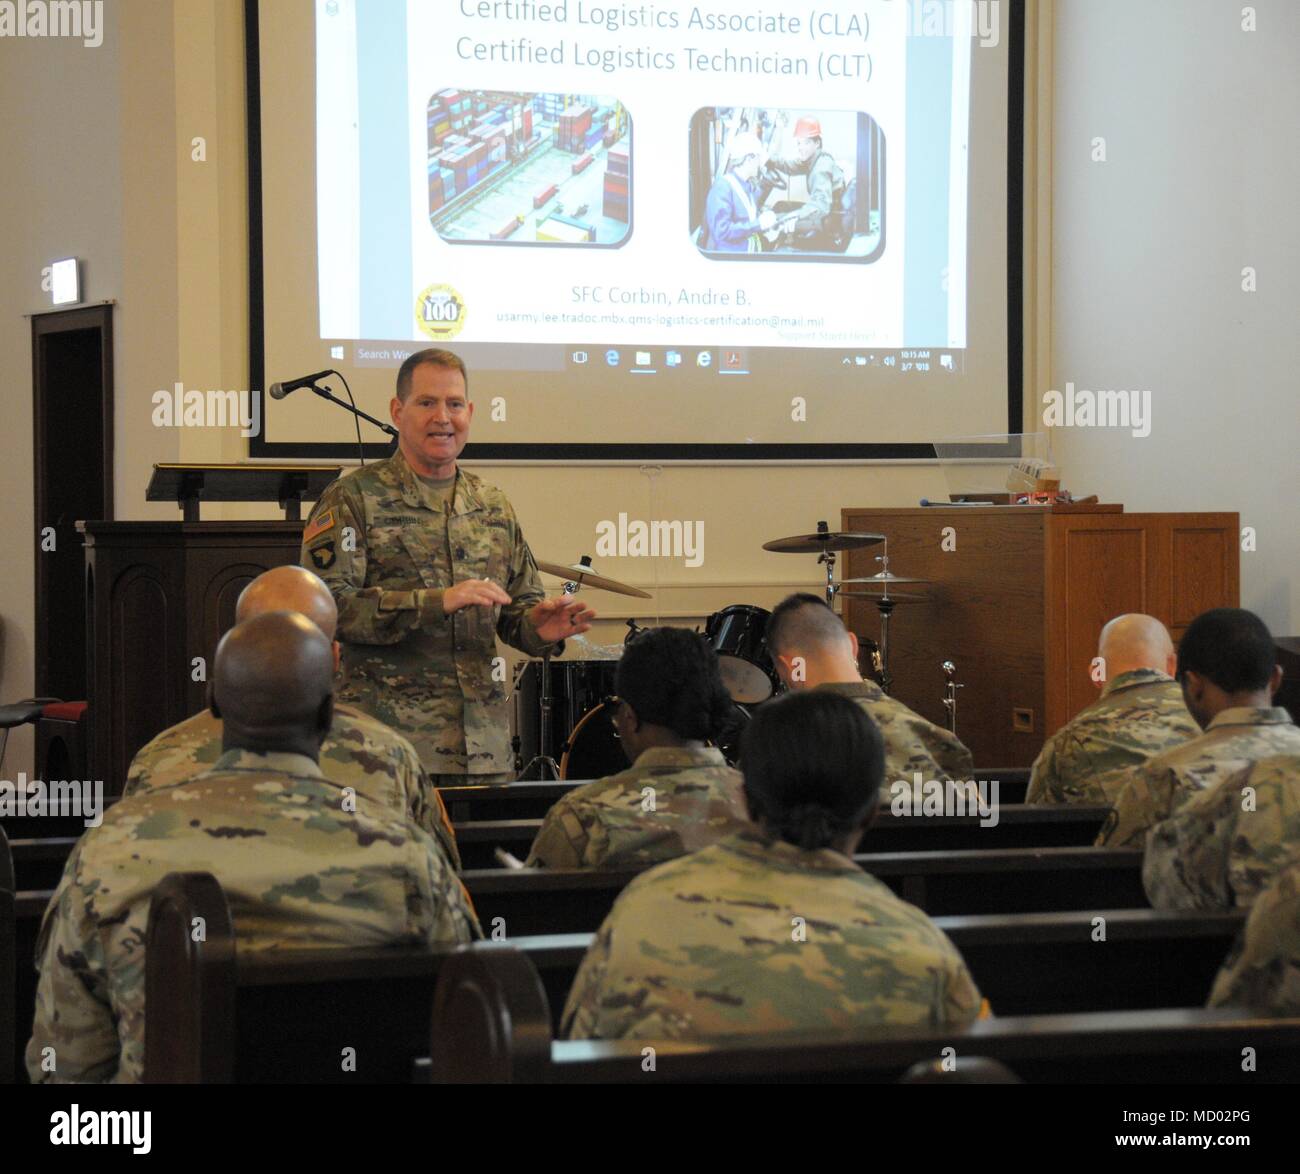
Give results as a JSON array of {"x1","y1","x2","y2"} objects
[{"x1": 301, "y1": 349, "x2": 596, "y2": 785}]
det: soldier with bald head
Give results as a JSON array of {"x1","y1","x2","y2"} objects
[
  {"x1": 1027, "y1": 614, "x2": 1198, "y2": 805},
  {"x1": 124, "y1": 564, "x2": 460, "y2": 868},
  {"x1": 1098, "y1": 608, "x2": 1300, "y2": 849},
  {"x1": 28, "y1": 611, "x2": 479, "y2": 1084}
]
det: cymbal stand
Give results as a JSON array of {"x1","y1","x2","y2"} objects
[
  {"x1": 866, "y1": 551, "x2": 895, "y2": 693},
  {"x1": 820, "y1": 547, "x2": 838, "y2": 608},
  {"x1": 517, "y1": 571, "x2": 583, "y2": 781}
]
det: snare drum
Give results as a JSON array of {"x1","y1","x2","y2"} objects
[{"x1": 705, "y1": 605, "x2": 779, "y2": 704}]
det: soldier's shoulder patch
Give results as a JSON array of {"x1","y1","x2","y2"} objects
[
  {"x1": 303, "y1": 508, "x2": 336, "y2": 544},
  {"x1": 309, "y1": 539, "x2": 337, "y2": 570}
]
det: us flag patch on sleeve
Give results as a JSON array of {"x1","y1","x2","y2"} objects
[{"x1": 303, "y1": 508, "x2": 335, "y2": 544}]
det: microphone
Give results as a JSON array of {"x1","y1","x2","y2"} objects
[{"x1": 269, "y1": 369, "x2": 335, "y2": 399}]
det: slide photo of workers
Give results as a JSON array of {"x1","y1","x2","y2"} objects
[
  {"x1": 688, "y1": 107, "x2": 884, "y2": 262},
  {"x1": 427, "y1": 90, "x2": 631, "y2": 247}
]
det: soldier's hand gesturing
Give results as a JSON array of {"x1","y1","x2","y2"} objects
[
  {"x1": 443, "y1": 579, "x2": 512, "y2": 612},
  {"x1": 529, "y1": 596, "x2": 597, "y2": 643}
]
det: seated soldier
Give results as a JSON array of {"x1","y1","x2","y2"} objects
[
  {"x1": 1097, "y1": 608, "x2": 1300, "y2": 848},
  {"x1": 27, "y1": 612, "x2": 479, "y2": 1083},
  {"x1": 124, "y1": 565, "x2": 459, "y2": 869},
  {"x1": 1027, "y1": 614, "x2": 1198, "y2": 804},
  {"x1": 766, "y1": 593, "x2": 973, "y2": 783},
  {"x1": 561, "y1": 690, "x2": 983, "y2": 1040},
  {"x1": 1207, "y1": 860, "x2": 1300, "y2": 1016},
  {"x1": 526, "y1": 626, "x2": 750, "y2": 869},
  {"x1": 1143, "y1": 754, "x2": 1300, "y2": 909}
]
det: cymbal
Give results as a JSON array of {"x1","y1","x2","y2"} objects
[
  {"x1": 763, "y1": 530, "x2": 886, "y2": 554},
  {"x1": 836, "y1": 590, "x2": 927, "y2": 601},
  {"x1": 535, "y1": 559, "x2": 653, "y2": 599},
  {"x1": 839, "y1": 573, "x2": 931, "y2": 585}
]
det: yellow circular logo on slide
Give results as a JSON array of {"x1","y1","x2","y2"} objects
[{"x1": 415, "y1": 283, "x2": 467, "y2": 341}]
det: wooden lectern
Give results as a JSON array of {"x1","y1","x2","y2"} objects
[
  {"x1": 839, "y1": 504, "x2": 1240, "y2": 768},
  {"x1": 81, "y1": 465, "x2": 341, "y2": 795}
]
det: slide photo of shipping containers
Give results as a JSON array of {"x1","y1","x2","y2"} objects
[
  {"x1": 687, "y1": 107, "x2": 885, "y2": 263},
  {"x1": 427, "y1": 90, "x2": 631, "y2": 247}
]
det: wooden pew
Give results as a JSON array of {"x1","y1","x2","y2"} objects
[
  {"x1": 140, "y1": 870, "x2": 1252, "y2": 1082},
  {"x1": 509, "y1": 910, "x2": 1250, "y2": 1030},
  {"x1": 20, "y1": 844, "x2": 1144, "y2": 1078},
  {"x1": 141, "y1": 872, "x2": 582, "y2": 1083},
  {"x1": 1, "y1": 827, "x2": 14, "y2": 1084},
  {"x1": 942, "y1": 907, "x2": 1245, "y2": 1016},
  {"x1": 452, "y1": 804, "x2": 1110, "y2": 869},
  {"x1": 10, "y1": 836, "x2": 77, "y2": 891},
  {"x1": 427, "y1": 947, "x2": 1300, "y2": 1083},
  {"x1": 438, "y1": 767, "x2": 1031, "y2": 824},
  {"x1": 463, "y1": 846, "x2": 1146, "y2": 934},
  {"x1": 6, "y1": 800, "x2": 1104, "y2": 883}
]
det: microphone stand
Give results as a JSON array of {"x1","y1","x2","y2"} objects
[{"x1": 305, "y1": 381, "x2": 398, "y2": 438}]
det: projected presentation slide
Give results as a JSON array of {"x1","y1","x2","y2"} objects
[{"x1": 258, "y1": 0, "x2": 1011, "y2": 454}]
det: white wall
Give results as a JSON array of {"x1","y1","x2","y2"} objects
[
  {"x1": 1050, "y1": 0, "x2": 1299, "y2": 633},
  {"x1": 0, "y1": 10, "x2": 125, "y2": 776}
]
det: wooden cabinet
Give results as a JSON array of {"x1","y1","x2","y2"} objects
[
  {"x1": 839, "y1": 506, "x2": 1239, "y2": 768},
  {"x1": 80, "y1": 522, "x2": 304, "y2": 796}
]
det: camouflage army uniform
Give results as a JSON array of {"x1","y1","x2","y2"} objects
[
  {"x1": 1096, "y1": 707, "x2": 1300, "y2": 849},
  {"x1": 1026, "y1": 669, "x2": 1198, "y2": 805},
  {"x1": 1208, "y1": 860, "x2": 1300, "y2": 1016},
  {"x1": 1142, "y1": 755, "x2": 1300, "y2": 910},
  {"x1": 301, "y1": 451, "x2": 557, "y2": 781},
  {"x1": 26, "y1": 748, "x2": 481, "y2": 1084},
  {"x1": 814, "y1": 680, "x2": 974, "y2": 784},
  {"x1": 123, "y1": 704, "x2": 461, "y2": 870},
  {"x1": 561, "y1": 828, "x2": 982, "y2": 1040},
  {"x1": 525, "y1": 746, "x2": 751, "y2": 870},
  {"x1": 768, "y1": 149, "x2": 845, "y2": 242}
]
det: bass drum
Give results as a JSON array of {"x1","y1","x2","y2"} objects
[
  {"x1": 514, "y1": 659, "x2": 620, "y2": 771},
  {"x1": 705, "y1": 605, "x2": 779, "y2": 704},
  {"x1": 561, "y1": 699, "x2": 754, "y2": 778},
  {"x1": 559, "y1": 701, "x2": 627, "y2": 780}
]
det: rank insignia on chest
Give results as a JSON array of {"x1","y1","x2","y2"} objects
[{"x1": 309, "y1": 539, "x2": 337, "y2": 570}]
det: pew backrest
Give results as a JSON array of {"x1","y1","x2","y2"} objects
[
  {"x1": 427, "y1": 946, "x2": 1300, "y2": 1084},
  {"x1": 460, "y1": 846, "x2": 1146, "y2": 934}
]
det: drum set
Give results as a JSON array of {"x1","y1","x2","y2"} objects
[{"x1": 513, "y1": 523, "x2": 945, "y2": 780}]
